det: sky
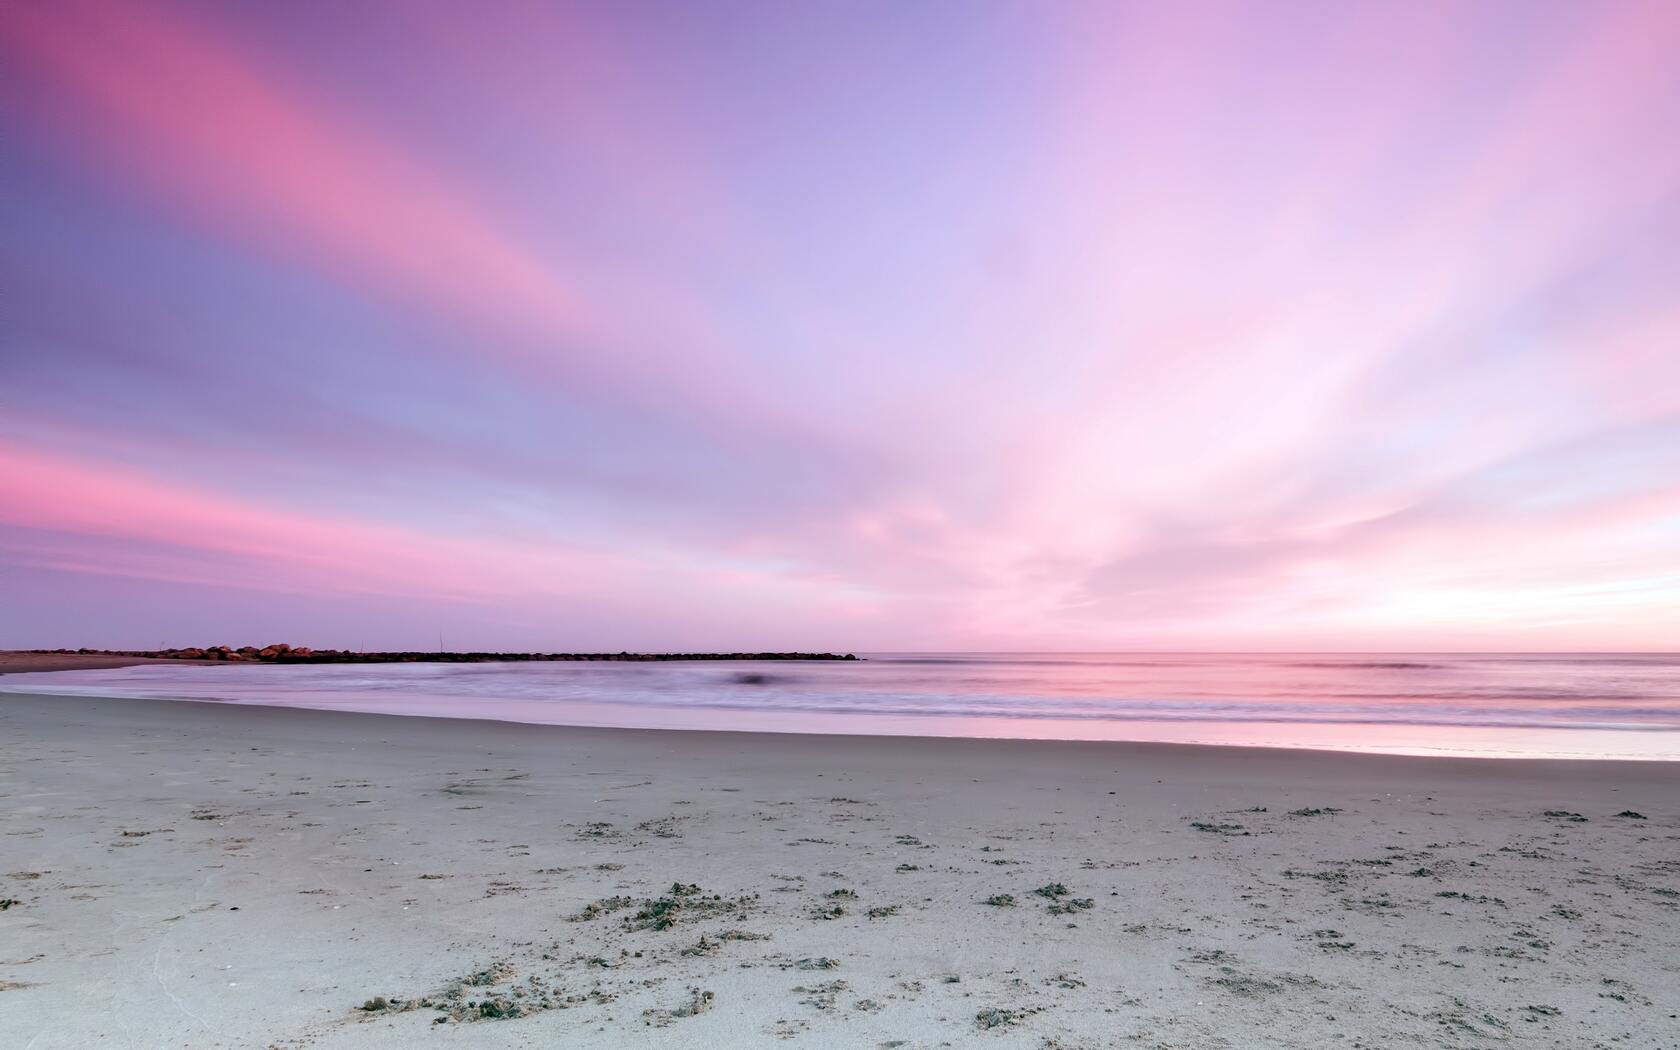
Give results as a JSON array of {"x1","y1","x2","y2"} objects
[{"x1": 1, "y1": 0, "x2": 1678, "y2": 653}]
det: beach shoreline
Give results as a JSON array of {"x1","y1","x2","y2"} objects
[
  {"x1": 4, "y1": 680, "x2": 1680, "y2": 767},
  {"x1": 2, "y1": 690, "x2": 1677, "y2": 1047},
  {"x1": 8, "y1": 651, "x2": 1679, "y2": 762},
  {"x1": 0, "y1": 651, "x2": 172, "y2": 674}
]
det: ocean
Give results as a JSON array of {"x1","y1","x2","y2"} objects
[{"x1": 5, "y1": 652, "x2": 1679, "y2": 759}]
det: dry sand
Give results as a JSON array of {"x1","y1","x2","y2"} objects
[{"x1": 1, "y1": 692, "x2": 1676, "y2": 1049}]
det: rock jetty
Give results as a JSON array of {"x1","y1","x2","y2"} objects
[{"x1": 32, "y1": 647, "x2": 860, "y2": 664}]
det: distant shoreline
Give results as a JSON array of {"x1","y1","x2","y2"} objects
[{"x1": 2, "y1": 647, "x2": 859, "y2": 673}]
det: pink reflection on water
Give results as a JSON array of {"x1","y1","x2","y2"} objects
[{"x1": 5, "y1": 652, "x2": 1678, "y2": 760}]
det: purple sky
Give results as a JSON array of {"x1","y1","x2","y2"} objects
[{"x1": 2, "y1": 0, "x2": 1678, "y2": 652}]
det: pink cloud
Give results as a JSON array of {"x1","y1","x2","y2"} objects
[
  {"x1": 0, "y1": 0, "x2": 594, "y2": 348},
  {"x1": 2, "y1": 2, "x2": 1677, "y2": 651},
  {"x1": 0, "y1": 442, "x2": 609, "y2": 601},
  {"x1": 0, "y1": 443, "x2": 909, "y2": 648}
]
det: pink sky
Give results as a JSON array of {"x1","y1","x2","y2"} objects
[{"x1": 2, "y1": 0, "x2": 1678, "y2": 651}]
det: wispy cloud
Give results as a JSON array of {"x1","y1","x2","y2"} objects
[{"x1": 1, "y1": 0, "x2": 1677, "y2": 649}]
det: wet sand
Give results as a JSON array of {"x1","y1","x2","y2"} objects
[
  {"x1": 1, "y1": 692, "x2": 1676, "y2": 1048},
  {"x1": 0, "y1": 652, "x2": 163, "y2": 674}
]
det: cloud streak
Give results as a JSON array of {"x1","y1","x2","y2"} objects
[{"x1": 1, "y1": 0, "x2": 1677, "y2": 650}]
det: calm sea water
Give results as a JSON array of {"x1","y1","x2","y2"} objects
[{"x1": 5, "y1": 653, "x2": 1679, "y2": 759}]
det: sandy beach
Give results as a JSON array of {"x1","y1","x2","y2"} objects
[
  {"x1": 1, "y1": 692, "x2": 1676, "y2": 1049},
  {"x1": 0, "y1": 652, "x2": 165, "y2": 674}
]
